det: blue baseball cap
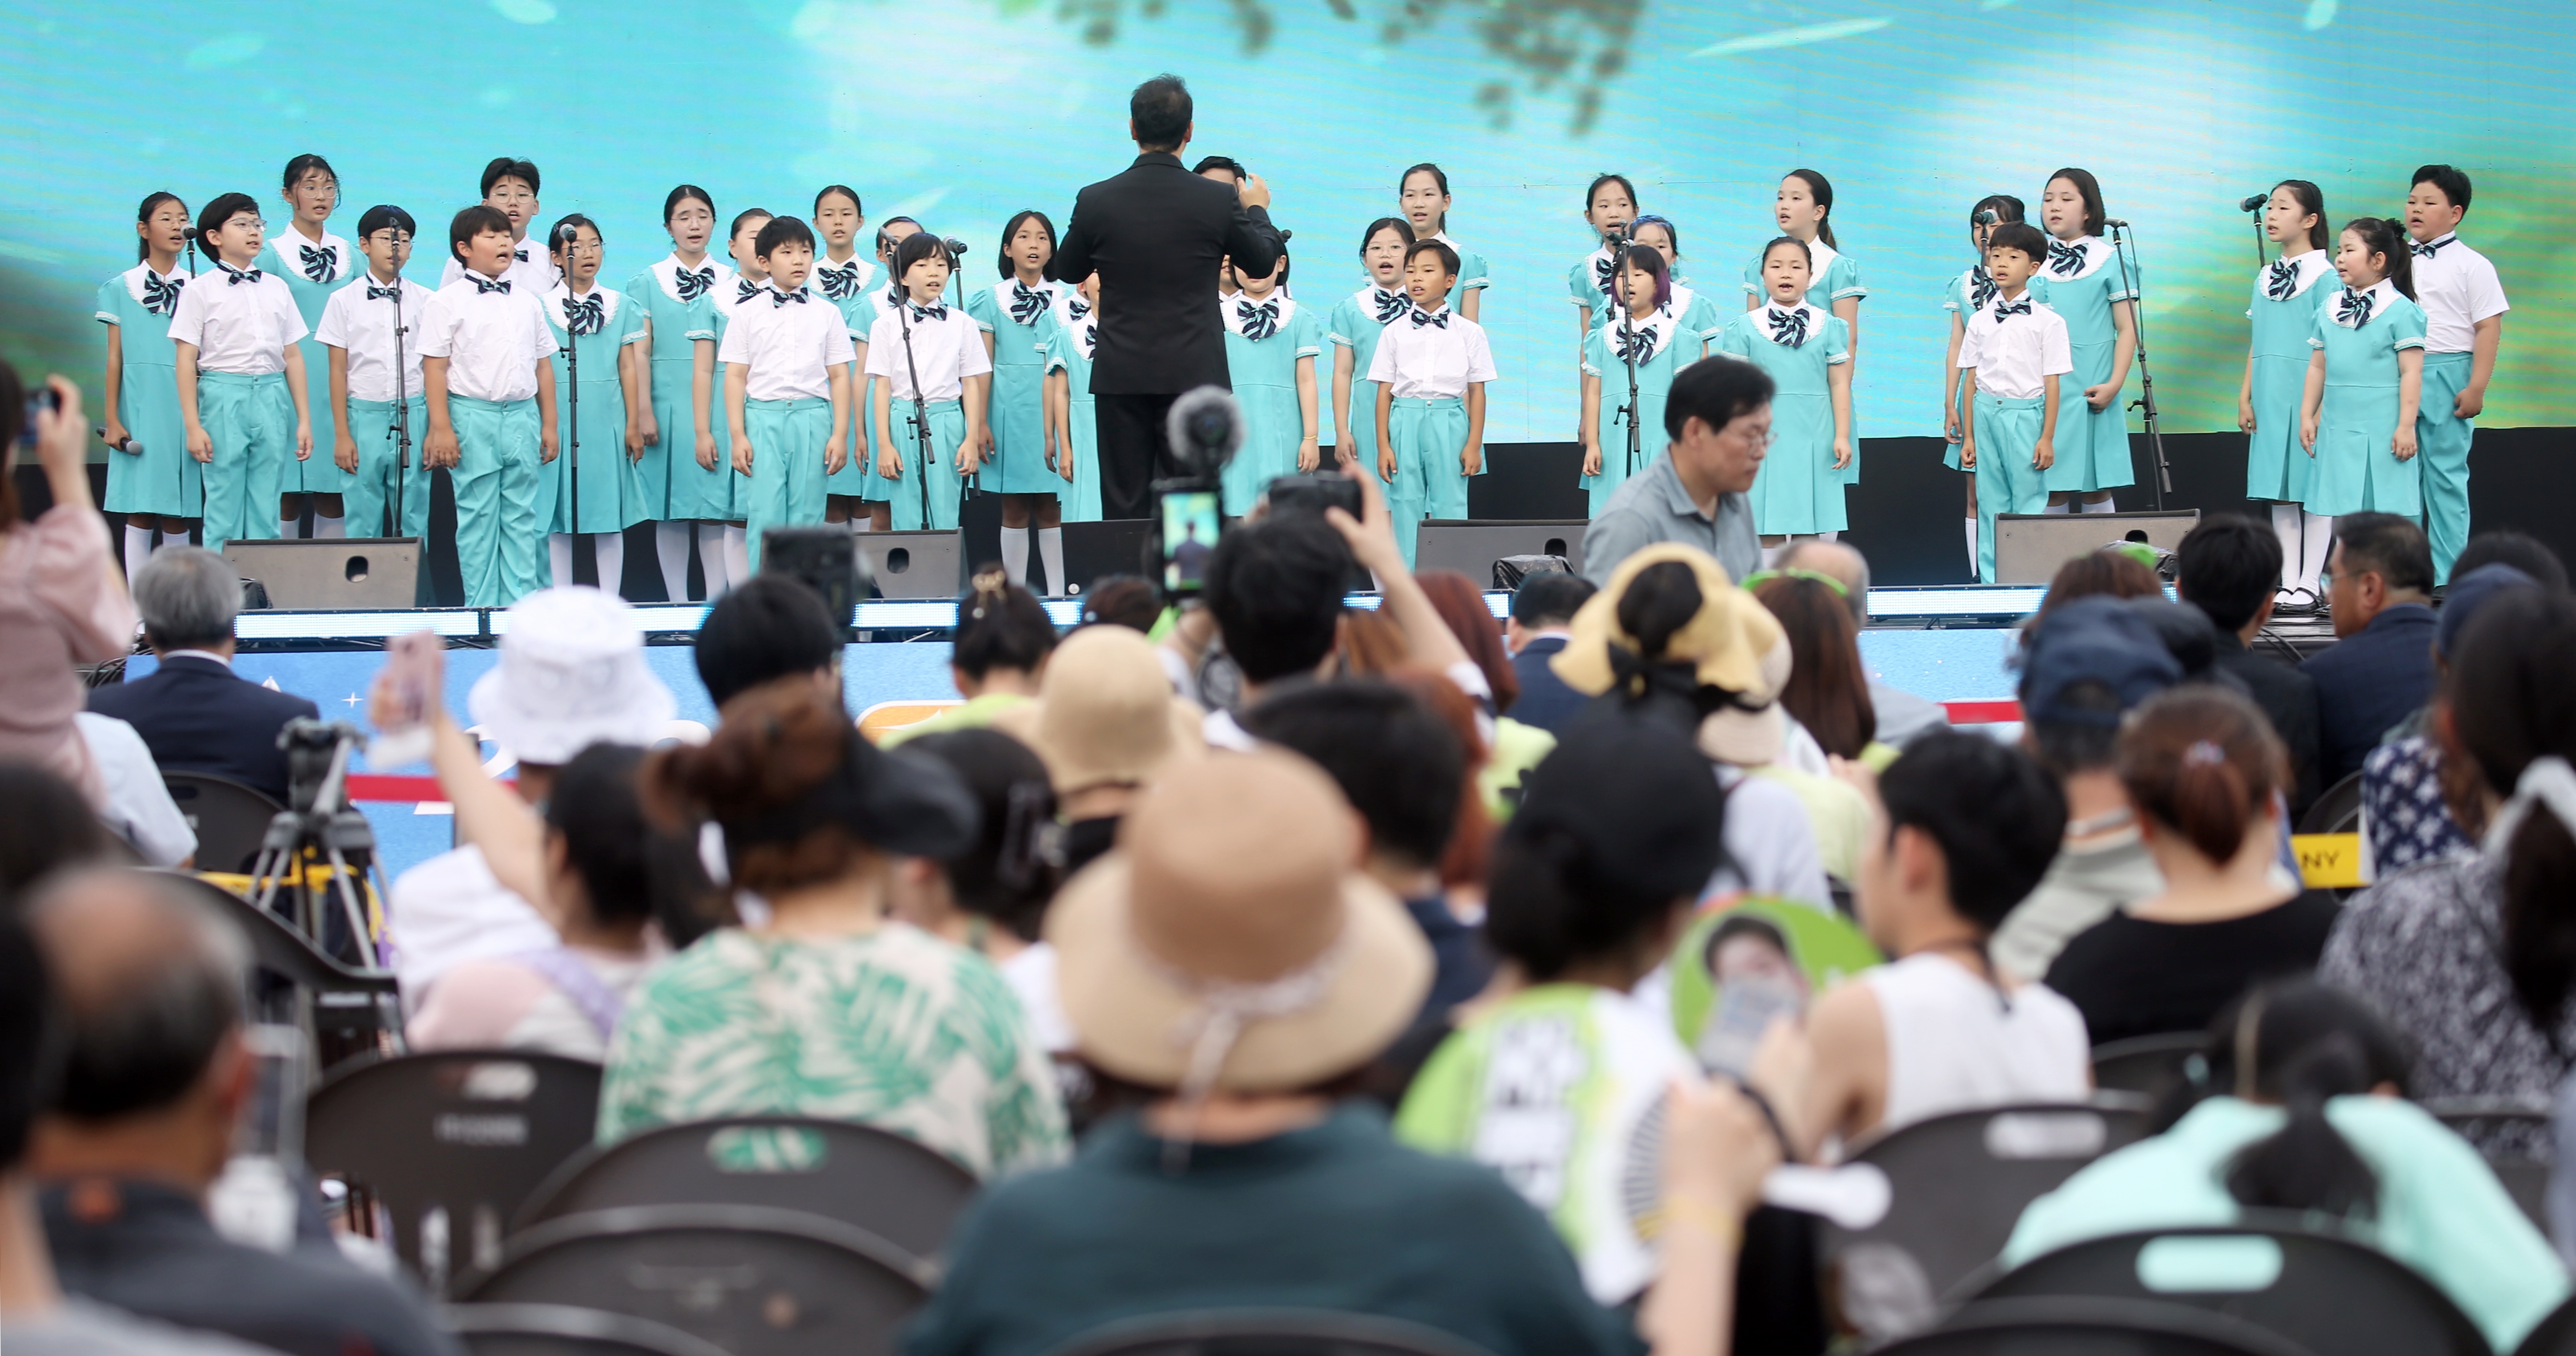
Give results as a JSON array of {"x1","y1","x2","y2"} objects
[
  {"x1": 2437, "y1": 563, "x2": 2540, "y2": 659},
  {"x1": 2019, "y1": 596, "x2": 2184, "y2": 727}
]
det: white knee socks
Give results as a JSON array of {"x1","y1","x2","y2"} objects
[
  {"x1": 314, "y1": 514, "x2": 346, "y2": 539},
  {"x1": 655, "y1": 522, "x2": 692, "y2": 600},
  {"x1": 721, "y1": 526, "x2": 751, "y2": 589},
  {"x1": 1000, "y1": 526, "x2": 1031, "y2": 588},
  {"x1": 2081, "y1": 496, "x2": 2119, "y2": 514},
  {"x1": 2269, "y1": 503, "x2": 2303, "y2": 590},
  {"x1": 123, "y1": 524, "x2": 156, "y2": 591},
  {"x1": 555, "y1": 532, "x2": 626, "y2": 593},
  {"x1": 593, "y1": 532, "x2": 624, "y2": 597},
  {"x1": 2042, "y1": 502, "x2": 2073, "y2": 515},
  {"x1": 2299, "y1": 513, "x2": 2334, "y2": 593},
  {"x1": 1964, "y1": 519, "x2": 1979, "y2": 573},
  {"x1": 279, "y1": 514, "x2": 302, "y2": 539},
  {"x1": 549, "y1": 534, "x2": 576, "y2": 589},
  {"x1": 695, "y1": 523, "x2": 730, "y2": 596},
  {"x1": 1037, "y1": 527, "x2": 1065, "y2": 596}
]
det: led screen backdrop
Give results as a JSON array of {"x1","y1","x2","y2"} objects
[{"x1": 4, "y1": 0, "x2": 2567, "y2": 446}]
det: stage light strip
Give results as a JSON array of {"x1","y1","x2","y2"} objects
[
  {"x1": 234, "y1": 610, "x2": 484, "y2": 639},
  {"x1": 1865, "y1": 587, "x2": 2050, "y2": 619}
]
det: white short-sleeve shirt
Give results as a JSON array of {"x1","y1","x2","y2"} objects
[
  {"x1": 1958, "y1": 293, "x2": 2074, "y2": 401},
  {"x1": 719, "y1": 285, "x2": 858, "y2": 401},
  {"x1": 2408, "y1": 234, "x2": 2510, "y2": 353},
  {"x1": 166, "y1": 264, "x2": 306, "y2": 375},
  {"x1": 442, "y1": 238, "x2": 561, "y2": 295},
  {"x1": 1365, "y1": 306, "x2": 1498, "y2": 399},
  {"x1": 420, "y1": 273, "x2": 559, "y2": 403},
  {"x1": 863, "y1": 300, "x2": 991, "y2": 401},
  {"x1": 314, "y1": 274, "x2": 435, "y2": 403}
]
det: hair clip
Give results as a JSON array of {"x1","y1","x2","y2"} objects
[{"x1": 2184, "y1": 740, "x2": 2227, "y2": 766}]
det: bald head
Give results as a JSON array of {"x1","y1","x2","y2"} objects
[
  {"x1": 1776, "y1": 540, "x2": 1870, "y2": 629},
  {"x1": 27, "y1": 869, "x2": 247, "y2": 1122}
]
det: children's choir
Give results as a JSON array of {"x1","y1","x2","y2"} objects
[{"x1": 100, "y1": 155, "x2": 2512, "y2": 603}]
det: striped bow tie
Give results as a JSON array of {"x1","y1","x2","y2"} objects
[
  {"x1": 1993, "y1": 300, "x2": 2032, "y2": 318},
  {"x1": 911, "y1": 303, "x2": 948, "y2": 322},
  {"x1": 564, "y1": 293, "x2": 605, "y2": 335},
  {"x1": 1374, "y1": 287, "x2": 1409, "y2": 323},
  {"x1": 1067, "y1": 297, "x2": 1091, "y2": 321},
  {"x1": 1077, "y1": 325, "x2": 1096, "y2": 357},
  {"x1": 675, "y1": 267, "x2": 713, "y2": 302},
  {"x1": 220, "y1": 263, "x2": 262, "y2": 287},
  {"x1": 1008, "y1": 280, "x2": 1050, "y2": 326},
  {"x1": 770, "y1": 288, "x2": 807, "y2": 307},
  {"x1": 298, "y1": 243, "x2": 336, "y2": 282},
  {"x1": 474, "y1": 276, "x2": 511, "y2": 295},
  {"x1": 365, "y1": 283, "x2": 402, "y2": 302},
  {"x1": 1592, "y1": 253, "x2": 1616, "y2": 295},
  {"x1": 2412, "y1": 235, "x2": 2450, "y2": 260},
  {"x1": 513, "y1": 247, "x2": 529, "y2": 262},
  {"x1": 2336, "y1": 288, "x2": 2374, "y2": 327},
  {"x1": 1236, "y1": 298, "x2": 1279, "y2": 341},
  {"x1": 1409, "y1": 308, "x2": 1448, "y2": 329},
  {"x1": 2047, "y1": 239, "x2": 2086, "y2": 277},
  {"x1": 2266, "y1": 258, "x2": 2302, "y2": 302},
  {"x1": 736, "y1": 278, "x2": 761, "y2": 304},
  {"x1": 1970, "y1": 265, "x2": 1997, "y2": 311},
  {"x1": 1767, "y1": 306, "x2": 1810, "y2": 347},
  {"x1": 1613, "y1": 323, "x2": 1659, "y2": 363},
  {"x1": 141, "y1": 272, "x2": 184, "y2": 314},
  {"x1": 817, "y1": 262, "x2": 861, "y2": 299}
]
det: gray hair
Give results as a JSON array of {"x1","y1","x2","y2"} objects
[
  {"x1": 133, "y1": 546, "x2": 241, "y2": 651},
  {"x1": 1777, "y1": 540, "x2": 1871, "y2": 631},
  {"x1": 28, "y1": 869, "x2": 250, "y2": 1121}
]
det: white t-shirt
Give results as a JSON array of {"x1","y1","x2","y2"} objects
[
  {"x1": 1366, "y1": 306, "x2": 1498, "y2": 400},
  {"x1": 386, "y1": 844, "x2": 560, "y2": 1006},
  {"x1": 442, "y1": 238, "x2": 561, "y2": 295},
  {"x1": 166, "y1": 265, "x2": 305, "y2": 375},
  {"x1": 419, "y1": 273, "x2": 559, "y2": 403},
  {"x1": 74, "y1": 712, "x2": 195, "y2": 867},
  {"x1": 1709, "y1": 765, "x2": 1832, "y2": 909},
  {"x1": 718, "y1": 285, "x2": 857, "y2": 400},
  {"x1": 998, "y1": 942, "x2": 1076, "y2": 1055},
  {"x1": 2408, "y1": 233, "x2": 2510, "y2": 353},
  {"x1": 1862, "y1": 951, "x2": 2091, "y2": 1141},
  {"x1": 1959, "y1": 294, "x2": 2076, "y2": 401},
  {"x1": 314, "y1": 275, "x2": 434, "y2": 403},
  {"x1": 863, "y1": 301, "x2": 992, "y2": 401}
]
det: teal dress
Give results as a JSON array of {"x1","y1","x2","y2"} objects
[
  {"x1": 1567, "y1": 246, "x2": 1619, "y2": 332},
  {"x1": 94, "y1": 263, "x2": 200, "y2": 517},
  {"x1": 813, "y1": 253, "x2": 878, "y2": 502},
  {"x1": 622, "y1": 255, "x2": 728, "y2": 521},
  {"x1": 1218, "y1": 296, "x2": 1321, "y2": 515},
  {"x1": 1430, "y1": 232, "x2": 1490, "y2": 308},
  {"x1": 254, "y1": 228, "x2": 354, "y2": 495},
  {"x1": 1744, "y1": 241, "x2": 1866, "y2": 483},
  {"x1": 1326, "y1": 283, "x2": 1408, "y2": 462},
  {"x1": 2302, "y1": 282, "x2": 2428, "y2": 519},
  {"x1": 540, "y1": 284, "x2": 648, "y2": 538},
  {"x1": 2246, "y1": 252, "x2": 2330, "y2": 502},
  {"x1": 1716, "y1": 302, "x2": 1850, "y2": 535},
  {"x1": 966, "y1": 278, "x2": 1065, "y2": 497},
  {"x1": 1578, "y1": 310, "x2": 1684, "y2": 517},
  {"x1": 2035, "y1": 235, "x2": 2138, "y2": 493},
  {"x1": 1662, "y1": 282, "x2": 1723, "y2": 361},
  {"x1": 1040, "y1": 315, "x2": 1103, "y2": 522}
]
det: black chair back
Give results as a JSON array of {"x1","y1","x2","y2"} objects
[
  {"x1": 457, "y1": 1204, "x2": 932, "y2": 1356},
  {"x1": 2298, "y1": 771, "x2": 2365, "y2": 836},
  {"x1": 1882, "y1": 1297, "x2": 2318, "y2": 1356},
  {"x1": 1824, "y1": 1102, "x2": 2149, "y2": 1341},
  {"x1": 516, "y1": 1115, "x2": 977, "y2": 1262},
  {"x1": 1039, "y1": 1308, "x2": 1501, "y2": 1356},
  {"x1": 445, "y1": 1302, "x2": 733, "y2": 1356},
  {"x1": 2091, "y1": 1033, "x2": 2209, "y2": 1103},
  {"x1": 163, "y1": 771, "x2": 284, "y2": 875},
  {"x1": 303, "y1": 1049, "x2": 604, "y2": 1291},
  {"x1": 2513, "y1": 1295, "x2": 2576, "y2": 1356},
  {"x1": 1972, "y1": 1224, "x2": 2488, "y2": 1356}
]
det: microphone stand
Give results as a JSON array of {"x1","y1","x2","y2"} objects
[
  {"x1": 2248, "y1": 209, "x2": 2270, "y2": 268},
  {"x1": 1610, "y1": 227, "x2": 1641, "y2": 481},
  {"x1": 387, "y1": 275, "x2": 413, "y2": 539},
  {"x1": 894, "y1": 289, "x2": 936, "y2": 528},
  {"x1": 558, "y1": 228, "x2": 582, "y2": 562},
  {"x1": 2107, "y1": 223, "x2": 2170, "y2": 507}
]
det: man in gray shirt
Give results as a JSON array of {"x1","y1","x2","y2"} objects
[{"x1": 1581, "y1": 354, "x2": 1768, "y2": 585}]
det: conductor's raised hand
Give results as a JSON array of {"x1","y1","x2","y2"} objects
[{"x1": 1238, "y1": 173, "x2": 1272, "y2": 212}]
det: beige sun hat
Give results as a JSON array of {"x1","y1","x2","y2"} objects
[
  {"x1": 1549, "y1": 543, "x2": 1796, "y2": 766},
  {"x1": 1046, "y1": 749, "x2": 1432, "y2": 1094},
  {"x1": 989, "y1": 625, "x2": 1203, "y2": 794}
]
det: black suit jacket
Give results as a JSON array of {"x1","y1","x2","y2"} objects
[
  {"x1": 87, "y1": 653, "x2": 319, "y2": 804},
  {"x1": 2212, "y1": 633, "x2": 2324, "y2": 818},
  {"x1": 2300, "y1": 603, "x2": 2438, "y2": 788},
  {"x1": 1054, "y1": 153, "x2": 1282, "y2": 395},
  {"x1": 1507, "y1": 636, "x2": 1590, "y2": 737}
]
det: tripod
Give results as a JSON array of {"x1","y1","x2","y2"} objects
[{"x1": 2107, "y1": 224, "x2": 2171, "y2": 508}]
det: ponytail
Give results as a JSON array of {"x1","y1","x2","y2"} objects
[
  {"x1": 2449, "y1": 590, "x2": 2576, "y2": 1033},
  {"x1": 2118, "y1": 687, "x2": 2285, "y2": 866},
  {"x1": 2187, "y1": 982, "x2": 2409, "y2": 1221},
  {"x1": 1615, "y1": 561, "x2": 1703, "y2": 660},
  {"x1": 2343, "y1": 217, "x2": 2416, "y2": 301},
  {"x1": 1786, "y1": 168, "x2": 1838, "y2": 249},
  {"x1": 1485, "y1": 819, "x2": 1664, "y2": 979}
]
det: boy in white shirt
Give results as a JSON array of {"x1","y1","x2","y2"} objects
[
  {"x1": 866, "y1": 231, "x2": 991, "y2": 532},
  {"x1": 1366, "y1": 239, "x2": 1496, "y2": 567},
  {"x1": 1959, "y1": 223, "x2": 2074, "y2": 585},
  {"x1": 722, "y1": 215, "x2": 854, "y2": 571},
  {"x1": 440, "y1": 157, "x2": 561, "y2": 295},
  {"x1": 316, "y1": 204, "x2": 435, "y2": 548},
  {"x1": 421, "y1": 205, "x2": 560, "y2": 608},
  {"x1": 2403, "y1": 163, "x2": 2511, "y2": 585},
  {"x1": 169, "y1": 191, "x2": 313, "y2": 552}
]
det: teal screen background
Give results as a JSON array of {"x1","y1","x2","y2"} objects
[{"x1": 5, "y1": 0, "x2": 2567, "y2": 446}]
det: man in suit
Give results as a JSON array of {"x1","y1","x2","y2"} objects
[
  {"x1": 2301, "y1": 513, "x2": 2438, "y2": 787},
  {"x1": 1053, "y1": 74, "x2": 1283, "y2": 520},
  {"x1": 87, "y1": 547, "x2": 316, "y2": 806},
  {"x1": 1503, "y1": 571, "x2": 1596, "y2": 736},
  {"x1": 2173, "y1": 515, "x2": 2324, "y2": 817}
]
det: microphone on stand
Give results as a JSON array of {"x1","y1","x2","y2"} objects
[
  {"x1": 1973, "y1": 208, "x2": 2000, "y2": 226},
  {"x1": 2102, "y1": 217, "x2": 2133, "y2": 229},
  {"x1": 2238, "y1": 193, "x2": 2269, "y2": 213},
  {"x1": 554, "y1": 221, "x2": 580, "y2": 245}
]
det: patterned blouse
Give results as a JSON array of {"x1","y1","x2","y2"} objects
[
  {"x1": 2362, "y1": 734, "x2": 2475, "y2": 876},
  {"x1": 598, "y1": 925, "x2": 1071, "y2": 1178},
  {"x1": 2319, "y1": 856, "x2": 2575, "y2": 1159}
]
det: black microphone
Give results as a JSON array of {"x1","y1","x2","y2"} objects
[
  {"x1": 554, "y1": 221, "x2": 579, "y2": 245},
  {"x1": 943, "y1": 238, "x2": 971, "y2": 257},
  {"x1": 2238, "y1": 193, "x2": 2268, "y2": 213},
  {"x1": 2103, "y1": 217, "x2": 2132, "y2": 229},
  {"x1": 181, "y1": 226, "x2": 199, "y2": 239},
  {"x1": 1973, "y1": 208, "x2": 1999, "y2": 226}
]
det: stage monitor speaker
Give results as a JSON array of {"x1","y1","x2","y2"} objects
[
  {"x1": 221, "y1": 538, "x2": 422, "y2": 609},
  {"x1": 1061, "y1": 519, "x2": 1153, "y2": 598},
  {"x1": 1416, "y1": 519, "x2": 1588, "y2": 585},
  {"x1": 1993, "y1": 511, "x2": 2200, "y2": 585},
  {"x1": 858, "y1": 529, "x2": 965, "y2": 600}
]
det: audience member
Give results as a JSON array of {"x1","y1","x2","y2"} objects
[
  {"x1": 2005, "y1": 981, "x2": 2566, "y2": 1353},
  {"x1": 1749, "y1": 571, "x2": 1880, "y2": 764},
  {"x1": 1991, "y1": 598, "x2": 2182, "y2": 981},
  {"x1": 1417, "y1": 568, "x2": 1554, "y2": 816},
  {"x1": 2323, "y1": 589, "x2": 2576, "y2": 1157},
  {"x1": 990, "y1": 624, "x2": 1204, "y2": 877},
  {"x1": 2043, "y1": 688, "x2": 2341, "y2": 1044},
  {"x1": 1796, "y1": 732, "x2": 2088, "y2": 1153},
  {"x1": 2359, "y1": 562, "x2": 2539, "y2": 876},
  {"x1": 1396, "y1": 713, "x2": 1732, "y2": 1304},
  {"x1": 886, "y1": 569, "x2": 1058, "y2": 745},
  {"x1": 1074, "y1": 575, "x2": 1163, "y2": 633},
  {"x1": 890, "y1": 729, "x2": 1071, "y2": 1053},
  {"x1": 904, "y1": 749, "x2": 1773, "y2": 1356},
  {"x1": 2029, "y1": 548, "x2": 2162, "y2": 628},
  {"x1": 383, "y1": 587, "x2": 678, "y2": 1001},
  {"x1": 0, "y1": 368, "x2": 137, "y2": 814},
  {"x1": 2450, "y1": 529, "x2": 2568, "y2": 594},
  {"x1": 2303, "y1": 513, "x2": 2438, "y2": 785},
  {"x1": 409, "y1": 744, "x2": 727, "y2": 1058},
  {"x1": 1774, "y1": 542, "x2": 1950, "y2": 754},
  {"x1": 0, "y1": 763, "x2": 113, "y2": 903},
  {"x1": 0, "y1": 906, "x2": 266, "y2": 1356},
  {"x1": 87, "y1": 548, "x2": 319, "y2": 806},
  {"x1": 2173, "y1": 517, "x2": 2323, "y2": 816},
  {"x1": 607, "y1": 679, "x2": 1066, "y2": 1176},
  {"x1": 1381, "y1": 671, "x2": 1499, "y2": 892},
  {"x1": 1504, "y1": 571, "x2": 1597, "y2": 737},
  {"x1": 1582, "y1": 354, "x2": 1768, "y2": 585},
  {"x1": 67, "y1": 713, "x2": 193, "y2": 869},
  {"x1": 23, "y1": 869, "x2": 459, "y2": 1356},
  {"x1": 693, "y1": 573, "x2": 845, "y2": 709}
]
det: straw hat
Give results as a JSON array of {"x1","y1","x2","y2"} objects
[
  {"x1": 1046, "y1": 750, "x2": 1431, "y2": 1093},
  {"x1": 989, "y1": 626, "x2": 1203, "y2": 794},
  {"x1": 1550, "y1": 544, "x2": 1795, "y2": 766},
  {"x1": 469, "y1": 587, "x2": 676, "y2": 765}
]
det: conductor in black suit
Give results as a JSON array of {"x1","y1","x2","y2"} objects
[
  {"x1": 1053, "y1": 73, "x2": 1283, "y2": 519},
  {"x1": 87, "y1": 546, "x2": 319, "y2": 806}
]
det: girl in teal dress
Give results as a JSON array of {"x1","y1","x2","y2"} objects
[
  {"x1": 1218, "y1": 247, "x2": 1322, "y2": 515},
  {"x1": 1326, "y1": 217, "x2": 1414, "y2": 469},
  {"x1": 254, "y1": 154, "x2": 353, "y2": 537},
  {"x1": 624, "y1": 184, "x2": 727, "y2": 601},
  {"x1": 1625, "y1": 216, "x2": 1721, "y2": 360},
  {"x1": 1399, "y1": 163, "x2": 1491, "y2": 324},
  {"x1": 2038, "y1": 167, "x2": 2140, "y2": 508},
  {"x1": 1565, "y1": 173, "x2": 1639, "y2": 382},
  {"x1": 2241, "y1": 180, "x2": 2334, "y2": 598},
  {"x1": 1742, "y1": 171, "x2": 1866, "y2": 488},
  {"x1": 1718, "y1": 238, "x2": 1853, "y2": 547},
  {"x1": 2300, "y1": 219, "x2": 2427, "y2": 523},
  {"x1": 1941, "y1": 195, "x2": 2032, "y2": 574},
  {"x1": 1042, "y1": 273, "x2": 1103, "y2": 523},
  {"x1": 967, "y1": 211, "x2": 1067, "y2": 592},
  {"x1": 98, "y1": 191, "x2": 198, "y2": 586},
  {"x1": 812, "y1": 185, "x2": 876, "y2": 532},
  {"x1": 1578, "y1": 250, "x2": 1683, "y2": 516},
  {"x1": 541, "y1": 215, "x2": 648, "y2": 595}
]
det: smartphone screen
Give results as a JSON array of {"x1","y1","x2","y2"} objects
[{"x1": 1157, "y1": 489, "x2": 1222, "y2": 596}]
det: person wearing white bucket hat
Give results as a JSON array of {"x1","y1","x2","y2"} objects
[{"x1": 377, "y1": 586, "x2": 680, "y2": 1004}]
